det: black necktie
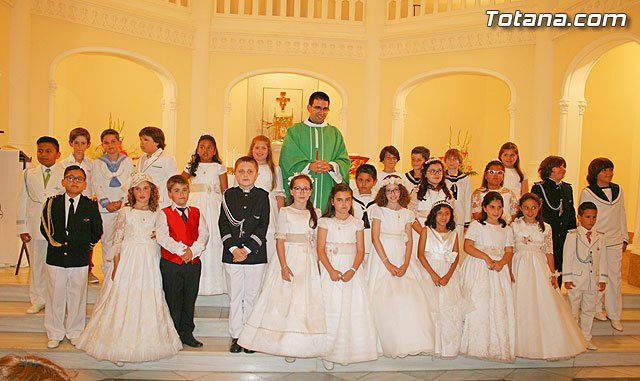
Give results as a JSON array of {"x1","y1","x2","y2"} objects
[
  {"x1": 450, "y1": 183, "x2": 458, "y2": 199},
  {"x1": 67, "y1": 198, "x2": 75, "y2": 232},
  {"x1": 362, "y1": 210, "x2": 371, "y2": 229},
  {"x1": 177, "y1": 207, "x2": 188, "y2": 224}
]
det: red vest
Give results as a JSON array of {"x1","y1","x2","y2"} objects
[{"x1": 161, "y1": 206, "x2": 201, "y2": 265}]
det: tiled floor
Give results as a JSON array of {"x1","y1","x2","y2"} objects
[{"x1": 71, "y1": 367, "x2": 640, "y2": 380}]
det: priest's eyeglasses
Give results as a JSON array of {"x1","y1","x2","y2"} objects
[
  {"x1": 64, "y1": 176, "x2": 86, "y2": 183},
  {"x1": 312, "y1": 106, "x2": 330, "y2": 112},
  {"x1": 292, "y1": 186, "x2": 311, "y2": 193}
]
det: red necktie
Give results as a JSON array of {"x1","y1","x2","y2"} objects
[{"x1": 586, "y1": 231, "x2": 592, "y2": 243}]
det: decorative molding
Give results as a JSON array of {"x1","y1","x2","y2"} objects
[
  {"x1": 1, "y1": 0, "x2": 14, "y2": 7},
  {"x1": 559, "y1": 99, "x2": 571, "y2": 114},
  {"x1": 48, "y1": 80, "x2": 58, "y2": 96},
  {"x1": 161, "y1": 98, "x2": 178, "y2": 111},
  {"x1": 381, "y1": 28, "x2": 537, "y2": 58},
  {"x1": 552, "y1": 0, "x2": 639, "y2": 39},
  {"x1": 210, "y1": 32, "x2": 366, "y2": 59},
  {"x1": 31, "y1": 0, "x2": 194, "y2": 48},
  {"x1": 577, "y1": 100, "x2": 588, "y2": 115}
]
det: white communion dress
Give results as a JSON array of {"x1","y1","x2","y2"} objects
[
  {"x1": 76, "y1": 207, "x2": 182, "y2": 363},
  {"x1": 318, "y1": 216, "x2": 378, "y2": 365},
  {"x1": 419, "y1": 227, "x2": 467, "y2": 358},
  {"x1": 367, "y1": 205, "x2": 436, "y2": 358},
  {"x1": 238, "y1": 206, "x2": 326, "y2": 357},
  {"x1": 511, "y1": 218, "x2": 587, "y2": 359},
  {"x1": 460, "y1": 220, "x2": 516, "y2": 362},
  {"x1": 187, "y1": 162, "x2": 227, "y2": 295}
]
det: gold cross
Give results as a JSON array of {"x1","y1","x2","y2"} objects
[{"x1": 276, "y1": 91, "x2": 290, "y2": 112}]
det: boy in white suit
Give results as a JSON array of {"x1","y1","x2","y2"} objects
[
  {"x1": 17, "y1": 136, "x2": 65, "y2": 314},
  {"x1": 563, "y1": 201, "x2": 608, "y2": 351}
]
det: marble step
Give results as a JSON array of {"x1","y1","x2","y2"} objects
[
  {"x1": 2, "y1": 282, "x2": 640, "y2": 309},
  {"x1": 0, "y1": 283, "x2": 230, "y2": 307},
  {"x1": 2, "y1": 300, "x2": 639, "y2": 337},
  {"x1": 0, "y1": 333, "x2": 639, "y2": 372},
  {"x1": 0, "y1": 302, "x2": 230, "y2": 337}
]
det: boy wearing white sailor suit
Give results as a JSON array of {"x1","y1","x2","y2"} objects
[
  {"x1": 580, "y1": 184, "x2": 628, "y2": 328},
  {"x1": 218, "y1": 184, "x2": 270, "y2": 352},
  {"x1": 352, "y1": 189, "x2": 375, "y2": 269},
  {"x1": 563, "y1": 226, "x2": 608, "y2": 343},
  {"x1": 93, "y1": 154, "x2": 133, "y2": 282},
  {"x1": 17, "y1": 151, "x2": 65, "y2": 314},
  {"x1": 137, "y1": 148, "x2": 178, "y2": 208}
]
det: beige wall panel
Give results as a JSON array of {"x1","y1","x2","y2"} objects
[{"x1": 0, "y1": 3, "x2": 9, "y2": 147}]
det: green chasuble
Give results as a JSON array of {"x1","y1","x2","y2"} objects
[{"x1": 279, "y1": 120, "x2": 350, "y2": 210}]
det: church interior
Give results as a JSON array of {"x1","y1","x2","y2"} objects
[{"x1": 1, "y1": 0, "x2": 640, "y2": 379}]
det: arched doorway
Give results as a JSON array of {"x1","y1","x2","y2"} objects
[
  {"x1": 562, "y1": 38, "x2": 640, "y2": 237},
  {"x1": 393, "y1": 68, "x2": 515, "y2": 183},
  {"x1": 223, "y1": 69, "x2": 347, "y2": 163},
  {"x1": 49, "y1": 47, "x2": 178, "y2": 156}
]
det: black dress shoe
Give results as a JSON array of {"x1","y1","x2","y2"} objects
[
  {"x1": 229, "y1": 338, "x2": 242, "y2": 353},
  {"x1": 243, "y1": 347, "x2": 255, "y2": 354},
  {"x1": 182, "y1": 337, "x2": 203, "y2": 348}
]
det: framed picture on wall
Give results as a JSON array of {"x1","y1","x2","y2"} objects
[{"x1": 262, "y1": 87, "x2": 304, "y2": 142}]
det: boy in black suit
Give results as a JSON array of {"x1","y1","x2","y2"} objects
[
  {"x1": 40, "y1": 165, "x2": 103, "y2": 349},
  {"x1": 219, "y1": 156, "x2": 270, "y2": 353}
]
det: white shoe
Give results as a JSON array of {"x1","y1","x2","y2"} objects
[
  {"x1": 284, "y1": 357, "x2": 296, "y2": 363},
  {"x1": 26, "y1": 304, "x2": 44, "y2": 314},
  {"x1": 322, "y1": 359, "x2": 334, "y2": 370},
  {"x1": 587, "y1": 341, "x2": 598, "y2": 351},
  {"x1": 88, "y1": 272, "x2": 99, "y2": 284},
  {"x1": 610, "y1": 319, "x2": 624, "y2": 332},
  {"x1": 70, "y1": 337, "x2": 80, "y2": 346},
  {"x1": 594, "y1": 311, "x2": 607, "y2": 321},
  {"x1": 47, "y1": 340, "x2": 60, "y2": 349}
]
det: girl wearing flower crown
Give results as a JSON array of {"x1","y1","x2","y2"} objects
[
  {"x1": 239, "y1": 173, "x2": 326, "y2": 361},
  {"x1": 182, "y1": 133, "x2": 228, "y2": 295},
  {"x1": 368, "y1": 175, "x2": 436, "y2": 358},
  {"x1": 416, "y1": 200, "x2": 466, "y2": 358},
  {"x1": 76, "y1": 172, "x2": 181, "y2": 365},
  {"x1": 511, "y1": 193, "x2": 586, "y2": 359}
]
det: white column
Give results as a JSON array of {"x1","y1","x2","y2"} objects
[
  {"x1": 391, "y1": 107, "x2": 407, "y2": 148},
  {"x1": 189, "y1": 0, "x2": 213, "y2": 148},
  {"x1": 222, "y1": 103, "x2": 232, "y2": 166},
  {"x1": 8, "y1": 0, "x2": 31, "y2": 151},
  {"x1": 531, "y1": 29, "x2": 554, "y2": 177},
  {"x1": 161, "y1": 98, "x2": 178, "y2": 156},
  {"x1": 47, "y1": 81, "x2": 57, "y2": 136},
  {"x1": 363, "y1": 0, "x2": 383, "y2": 158}
]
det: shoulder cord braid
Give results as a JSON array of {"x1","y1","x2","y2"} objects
[
  {"x1": 40, "y1": 198, "x2": 63, "y2": 248},
  {"x1": 536, "y1": 183, "x2": 563, "y2": 216},
  {"x1": 222, "y1": 194, "x2": 246, "y2": 238}
]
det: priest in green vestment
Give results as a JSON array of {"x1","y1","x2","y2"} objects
[{"x1": 279, "y1": 91, "x2": 350, "y2": 210}]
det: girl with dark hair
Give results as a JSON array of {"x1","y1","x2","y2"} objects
[
  {"x1": 317, "y1": 183, "x2": 377, "y2": 368},
  {"x1": 511, "y1": 193, "x2": 587, "y2": 359},
  {"x1": 579, "y1": 157, "x2": 628, "y2": 332},
  {"x1": 531, "y1": 155, "x2": 576, "y2": 286},
  {"x1": 471, "y1": 160, "x2": 518, "y2": 224},
  {"x1": 499, "y1": 142, "x2": 528, "y2": 199},
  {"x1": 416, "y1": 200, "x2": 465, "y2": 357},
  {"x1": 410, "y1": 159, "x2": 456, "y2": 255},
  {"x1": 239, "y1": 173, "x2": 325, "y2": 360},
  {"x1": 368, "y1": 175, "x2": 436, "y2": 358},
  {"x1": 182, "y1": 133, "x2": 228, "y2": 295},
  {"x1": 460, "y1": 191, "x2": 516, "y2": 362}
]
